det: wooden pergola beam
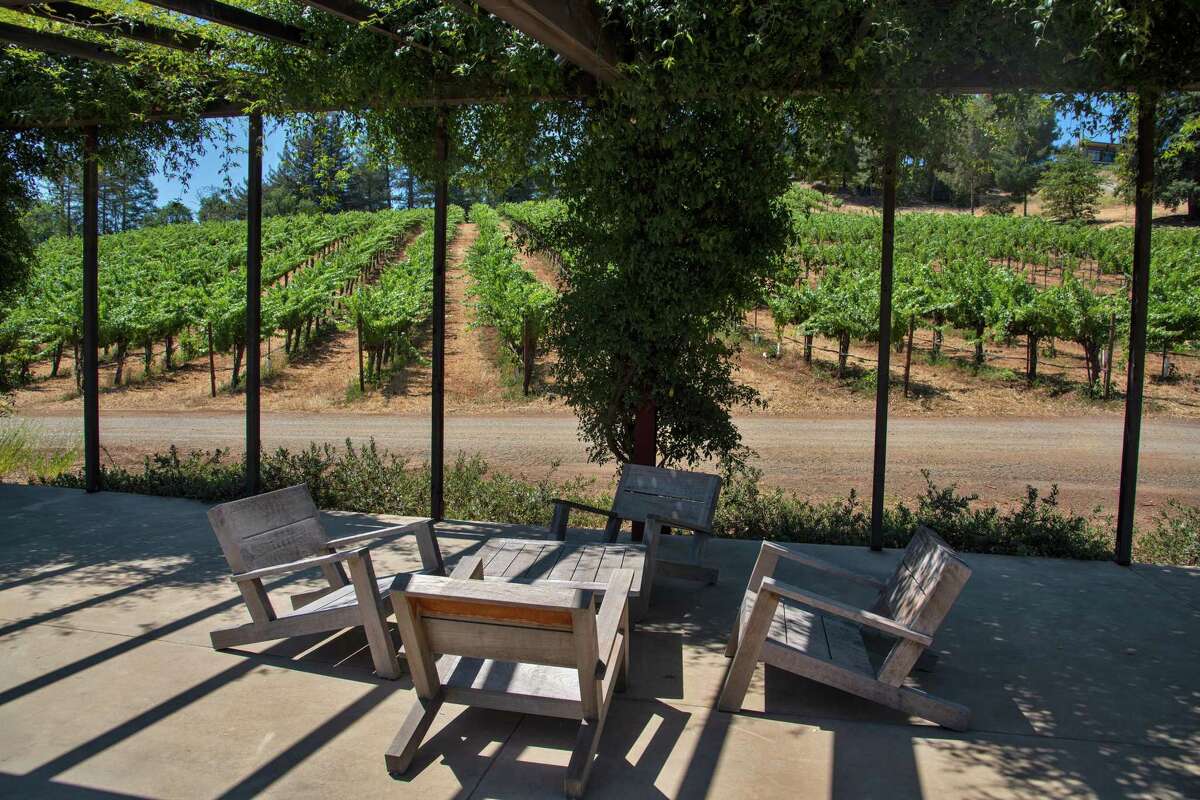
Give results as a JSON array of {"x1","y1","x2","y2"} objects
[
  {"x1": 293, "y1": 0, "x2": 430, "y2": 52},
  {"x1": 138, "y1": 0, "x2": 308, "y2": 46},
  {"x1": 0, "y1": 18, "x2": 128, "y2": 62},
  {"x1": 5, "y1": 1, "x2": 207, "y2": 51},
  {"x1": 472, "y1": 0, "x2": 619, "y2": 82}
]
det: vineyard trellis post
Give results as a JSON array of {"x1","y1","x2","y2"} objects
[
  {"x1": 82, "y1": 124, "x2": 100, "y2": 494},
  {"x1": 1115, "y1": 91, "x2": 1157, "y2": 566},
  {"x1": 430, "y1": 109, "x2": 448, "y2": 522},
  {"x1": 245, "y1": 112, "x2": 263, "y2": 496},
  {"x1": 870, "y1": 139, "x2": 898, "y2": 551}
]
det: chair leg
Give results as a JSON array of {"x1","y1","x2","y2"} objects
[
  {"x1": 564, "y1": 714, "x2": 607, "y2": 799},
  {"x1": 385, "y1": 694, "x2": 444, "y2": 774},
  {"x1": 717, "y1": 591, "x2": 778, "y2": 713},
  {"x1": 348, "y1": 555, "x2": 402, "y2": 680},
  {"x1": 724, "y1": 607, "x2": 741, "y2": 658}
]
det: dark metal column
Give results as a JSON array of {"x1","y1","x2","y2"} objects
[
  {"x1": 431, "y1": 111, "x2": 448, "y2": 521},
  {"x1": 245, "y1": 113, "x2": 263, "y2": 495},
  {"x1": 870, "y1": 140, "x2": 899, "y2": 550},
  {"x1": 82, "y1": 125, "x2": 101, "y2": 493},
  {"x1": 1115, "y1": 92, "x2": 1157, "y2": 566}
]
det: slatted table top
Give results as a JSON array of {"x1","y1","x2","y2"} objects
[{"x1": 466, "y1": 537, "x2": 645, "y2": 597}]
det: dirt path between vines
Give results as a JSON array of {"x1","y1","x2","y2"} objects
[{"x1": 9, "y1": 411, "x2": 1199, "y2": 524}]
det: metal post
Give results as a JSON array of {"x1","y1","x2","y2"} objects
[
  {"x1": 431, "y1": 111, "x2": 448, "y2": 521},
  {"x1": 245, "y1": 113, "x2": 263, "y2": 495},
  {"x1": 1115, "y1": 92, "x2": 1157, "y2": 566},
  {"x1": 870, "y1": 140, "x2": 898, "y2": 550},
  {"x1": 82, "y1": 125, "x2": 100, "y2": 493}
]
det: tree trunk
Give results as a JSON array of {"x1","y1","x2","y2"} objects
[
  {"x1": 521, "y1": 316, "x2": 535, "y2": 396},
  {"x1": 903, "y1": 317, "x2": 915, "y2": 398},
  {"x1": 113, "y1": 341, "x2": 127, "y2": 385},
  {"x1": 356, "y1": 315, "x2": 365, "y2": 392},
  {"x1": 974, "y1": 322, "x2": 985, "y2": 366},
  {"x1": 1103, "y1": 313, "x2": 1116, "y2": 400},
  {"x1": 231, "y1": 343, "x2": 243, "y2": 388},
  {"x1": 803, "y1": 333, "x2": 813, "y2": 363},
  {"x1": 1023, "y1": 193, "x2": 1028, "y2": 217},
  {"x1": 50, "y1": 342, "x2": 63, "y2": 377},
  {"x1": 1027, "y1": 336, "x2": 1039, "y2": 384},
  {"x1": 1188, "y1": 191, "x2": 1197, "y2": 221},
  {"x1": 164, "y1": 334, "x2": 174, "y2": 371},
  {"x1": 629, "y1": 394, "x2": 657, "y2": 542},
  {"x1": 143, "y1": 339, "x2": 153, "y2": 377},
  {"x1": 74, "y1": 342, "x2": 82, "y2": 392},
  {"x1": 836, "y1": 332, "x2": 850, "y2": 378},
  {"x1": 1162, "y1": 344, "x2": 1170, "y2": 379}
]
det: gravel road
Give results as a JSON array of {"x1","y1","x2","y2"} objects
[{"x1": 9, "y1": 410, "x2": 1199, "y2": 516}]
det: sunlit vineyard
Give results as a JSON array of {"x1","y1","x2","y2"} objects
[
  {"x1": 465, "y1": 205, "x2": 555, "y2": 395},
  {"x1": 0, "y1": 209, "x2": 438, "y2": 393},
  {"x1": 501, "y1": 195, "x2": 1200, "y2": 394}
]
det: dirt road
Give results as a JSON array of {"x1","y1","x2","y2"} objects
[{"x1": 10, "y1": 411, "x2": 1198, "y2": 518}]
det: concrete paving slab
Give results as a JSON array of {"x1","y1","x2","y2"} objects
[{"x1": 2, "y1": 485, "x2": 1199, "y2": 799}]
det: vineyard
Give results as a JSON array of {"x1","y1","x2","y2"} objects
[
  {"x1": 464, "y1": 204, "x2": 555, "y2": 394},
  {"x1": 499, "y1": 196, "x2": 1200, "y2": 400},
  {"x1": 0, "y1": 208, "x2": 444, "y2": 397}
]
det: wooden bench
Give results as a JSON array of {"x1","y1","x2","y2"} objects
[
  {"x1": 549, "y1": 464, "x2": 723, "y2": 614},
  {"x1": 207, "y1": 484, "x2": 442, "y2": 679},
  {"x1": 718, "y1": 527, "x2": 972, "y2": 730},
  {"x1": 385, "y1": 557, "x2": 634, "y2": 798}
]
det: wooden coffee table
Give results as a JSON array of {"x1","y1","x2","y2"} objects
[{"x1": 467, "y1": 537, "x2": 645, "y2": 600}]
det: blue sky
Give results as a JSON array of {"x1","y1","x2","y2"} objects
[
  {"x1": 150, "y1": 117, "x2": 286, "y2": 210},
  {"x1": 149, "y1": 107, "x2": 1119, "y2": 212}
]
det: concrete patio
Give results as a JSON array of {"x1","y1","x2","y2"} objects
[{"x1": 1, "y1": 483, "x2": 1197, "y2": 799}]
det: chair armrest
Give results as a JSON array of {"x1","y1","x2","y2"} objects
[
  {"x1": 645, "y1": 514, "x2": 712, "y2": 536},
  {"x1": 595, "y1": 568, "x2": 635, "y2": 677},
  {"x1": 324, "y1": 518, "x2": 434, "y2": 549},
  {"x1": 231, "y1": 547, "x2": 368, "y2": 583},
  {"x1": 759, "y1": 577, "x2": 932, "y2": 646},
  {"x1": 552, "y1": 498, "x2": 617, "y2": 519},
  {"x1": 760, "y1": 542, "x2": 885, "y2": 589},
  {"x1": 449, "y1": 555, "x2": 485, "y2": 580}
]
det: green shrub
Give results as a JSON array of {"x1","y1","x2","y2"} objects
[
  {"x1": 38, "y1": 442, "x2": 1183, "y2": 564},
  {"x1": 1135, "y1": 501, "x2": 1200, "y2": 566},
  {"x1": 0, "y1": 416, "x2": 77, "y2": 481}
]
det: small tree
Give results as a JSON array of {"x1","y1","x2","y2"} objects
[{"x1": 1038, "y1": 149, "x2": 1104, "y2": 222}]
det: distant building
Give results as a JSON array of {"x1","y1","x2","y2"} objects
[{"x1": 1080, "y1": 139, "x2": 1119, "y2": 164}]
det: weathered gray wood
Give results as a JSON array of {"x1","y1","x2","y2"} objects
[
  {"x1": 384, "y1": 693, "x2": 444, "y2": 775},
  {"x1": 347, "y1": 552, "x2": 401, "y2": 679},
  {"x1": 207, "y1": 484, "x2": 437, "y2": 681},
  {"x1": 761, "y1": 577, "x2": 933, "y2": 646},
  {"x1": 720, "y1": 532, "x2": 972, "y2": 729},
  {"x1": 760, "y1": 542, "x2": 886, "y2": 589},
  {"x1": 717, "y1": 584, "x2": 779, "y2": 712},
  {"x1": 385, "y1": 568, "x2": 630, "y2": 794}
]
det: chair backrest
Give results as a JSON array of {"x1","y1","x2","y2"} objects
[
  {"x1": 873, "y1": 526, "x2": 971, "y2": 683},
  {"x1": 392, "y1": 575, "x2": 597, "y2": 672},
  {"x1": 610, "y1": 464, "x2": 721, "y2": 530},
  {"x1": 208, "y1": 484, "x2": 329, "y2": 574}
]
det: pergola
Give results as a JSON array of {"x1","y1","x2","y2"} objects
[{"x1": 0, "y1": 0, "x2": 1187, "y2": 566}]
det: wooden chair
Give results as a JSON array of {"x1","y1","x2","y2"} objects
[
  {"x1": 385, "y1": 556, "x2": 634, "y2": 799},
  {"x1": 549, "y1": 464, "x2": 723, "y2": 590},
  {"x1": 718, "y1": 527, "x2": 972, "y2": 730},
  {"x1": 207, "y1": 484, "x2": 443, "y2": 680}
]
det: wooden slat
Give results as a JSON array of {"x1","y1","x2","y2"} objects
[
  {"x1": 0, "y1": 19, "x2": 128, "y2": 63},
  {"x1": 549, "y1": 545, "x2": 586, "y2": 581},
  {"x1": 823, "y1": 615, "x2": 874, "y2": 676},
  {"x1": 570, "y1": 543, "x2": 605, "y2": 585},
  {"x1": 483, "y1": 539, "x2": 525, "y2": 577},
  {"x1": 442, "y1": 657, "x2": 582, "y2": 719},
  {"x1": 505, "y1": 541, "x2": 549, "y2": 579},
  {"x1": 425, "y1": 618, "x2": 577, "y2": 666},
  {"x1": 139, "y1": 0, "x2": 308, "y2": 45},
  {"x1": 11, "y1": 1, "x2": 207, "y2": 51},
  {"x1": 473, "y1": 0, "x2": 619, "y2": 83},
  {"x1": 416, "y1": 595, "x2": 573, "y2": 629},
  {"x1": 395, "y1": 573, "x2": 589, "y2": 611}
]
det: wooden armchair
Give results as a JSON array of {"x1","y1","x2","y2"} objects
[
  {"x1": 549, "y1": 464, "x2": 723, "y2": 587},
  {"x1": 207, "y1": 484, "x2": 443, "y2": 680},
  {"x1": 385, "y1": 556, "x2": 634, "y2": 798},
  {"x1": 718, "y1": 528, "x2": 972, "y2": 730}
]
